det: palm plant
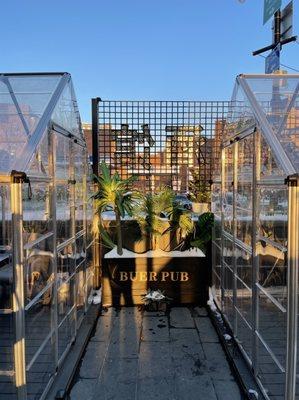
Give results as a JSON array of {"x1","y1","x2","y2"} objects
[
  {"x1": 93, "y1": 162, "x2": 137, "y2": 255},
  {"x1": 135, "y1": 187, "x2": 194, "y2": 251}
]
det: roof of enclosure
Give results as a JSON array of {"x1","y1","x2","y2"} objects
[
  {"x1": 0, "y1": 72, "x2": 84, "y2": 175},
  {"x1": 227, "y1": 73, "x2": 299, "y2": 175}
]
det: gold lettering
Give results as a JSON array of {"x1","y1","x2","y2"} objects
[
  {"x1": 161, "y1": 272, "x2": 169, "y2": 281},
  {"x1": 120, "y1": 271, "x2": 128, "y2": 281},
  {"x1": 129, "y1": 272, "x2": 137, "y2": 281},
  {"x1": 170, "y1": 271, "x2": 179, "y2": 281},
  {"x1": 149, "y1": 271, "x2": 158, "y2": 281},
  {"x1": 181, "y1": 272, "x2": 189, "y2": 281},
  {"x1": 140, "y1": 271, "x2": 147, "y2": 281}
]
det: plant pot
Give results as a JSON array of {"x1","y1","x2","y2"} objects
[
  {"x1": 101, "y1": 248, "x2": 209, "y2": 307},
  {"x1": 192, "y1": 202, "x2": 209, "y2": 214}
]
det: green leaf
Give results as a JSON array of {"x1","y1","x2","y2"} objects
[{"x1": 99, "y1": 224, "x2": 115, "y2": 249}]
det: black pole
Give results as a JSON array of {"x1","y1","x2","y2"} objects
[
  {"x1": 274, "y1": 9, "x2": 281, "y2": 51},
  {"x1": 91, "y1": 97, "x2": 100, "y2": 177}
]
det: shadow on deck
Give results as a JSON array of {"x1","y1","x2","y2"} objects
[{"x1": 70, "y1": 307, "x2": 243, "y2": 400}]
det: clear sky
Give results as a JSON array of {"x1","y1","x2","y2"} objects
[{"x1": 1, "y1": 0, "x2": 298, "y2": 121}]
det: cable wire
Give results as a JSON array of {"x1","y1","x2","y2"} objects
[{"x1": 258, "y1": 54, "x2": 299, "y2": 73}]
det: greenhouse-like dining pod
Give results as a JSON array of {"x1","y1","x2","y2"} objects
[
  {"x1": 0, "y1": 73, "x2": 95, "y2": 399},
  {"x1": 211, "y1": 74, "x2": 299, "y2": 400}
]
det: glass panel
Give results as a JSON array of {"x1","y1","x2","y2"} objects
[
  {"x1": 0, "y1": 184, "x2": 12, "y2": 251},
  {"x1": 223, "y1": 264, "x2": 234, "y2": 324},
  {"x1": 57, "y1": 275, "x2": 75, "y2": 324},
  {"x1": 223, "y1": 146, "x2": 233, "y2": 234},
  {"x1": 258, "y1": 186, "x2": 288, "y2": 247},
  {"x1": 52, "y1": 80, "x2": 81, "y2": 138},
  {"x1": 25, "y1": 292, "x2": 54, "y2": 367},
  {"x1": 76, "y1": 262, "x2": 85, "y2": 322},
  {"x1": 75, "y1": 234, "x2": 86, "y2": 267},
  {"x1": 0, "y1": 74, "x2": 61, "y2": 173},
  {"x1": 236, "y1": 278, "x2": 252, "y2": 325},
  {"x1": 26, "y1": 338, "x2": 55, "y2": 400},
  {"x1": 236, "y1": 312, "x2": 252, "y2": 361},
  {"x1": 211, "y1": 183, "x2": 221, "y2": 216},
  {"x1": 74, "y1": 145, "x2": 85, "y2": 234},
  {"x1": 24, "y1": 235, "x2": 54, "y2": 305},
  {"x1": 23, "y1": 182, "x2": 52, "y2": 245},
  {"x1": 257, "y1": 340, "x2": 285, "y2": 400},
  {"x1": 56, "y1": 184, "x2": 71, "y2": 244},
  {"x1": 244, "y1": 75, "x2": 299, "y2": 172},
  {"x1": 85, "y1": 241, "x2": 94, "y2": 299},
  {"x1": 58, "y1": 306, "x2": 75, "y2": 361},
  {"x1": 56, "y1": 133, "x2": 70, "y2": 181},
  {"x1": 212, "y1": 243, "x2": 221, "y2": 306},
  {"x1": 257, "y1": 241, "x2": 287, "y2": 307},
  {"x1": 57, "y1": 243, "x2": 75, "y2": 278},
  {"x1": 0, "y1": 80, "x2": 28, "y2": 172},
  {"x1": 225, "y1": 83, "x2": 255, "y2": 141},
  {"x1": 236, "y1": 246, "x2": 252, "y2": 289},
  {"x1": 259, "y1": 135, "x2": 285, "y2": 179},
  {"x1": 258, "y1": 288, "x2": 287, "y2": 370},
  {"x1": 26, "y1": 130, "x2": 50, "y2": 177},
  {"x1": 0, "y1": 313, "x2": 15, "y2": 397},
  {"x1": 236, "y1": 137, "x2": 253, "y2": 247}
]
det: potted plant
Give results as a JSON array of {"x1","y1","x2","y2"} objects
[
  {"x1": 134, "y1": 187, "x2": 194, "y2": 252},
  {"x1": 93, "y1": 161, "x2": 138, "y2": 255}
]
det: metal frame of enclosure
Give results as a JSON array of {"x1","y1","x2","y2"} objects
[
  {"x1": 91, "y1": 98, "x2": 229, "y2": 193},
  {"x1": 0, "y1": 73, "x2": 95, "y2": 399},
  {"x1": 211, "y1": 74, "x2": 299, "y2": 400}
]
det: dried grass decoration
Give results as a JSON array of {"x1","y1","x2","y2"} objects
[{"x1": 142, "y1": 289, "x2": 172, "y2": 312}]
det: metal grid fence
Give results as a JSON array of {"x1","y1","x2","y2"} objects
[{"x1": 92, "y1": 99, "x2": 229, "y2": 193}]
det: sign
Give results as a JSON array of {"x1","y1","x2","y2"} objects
[
  {"x1": 281, "y1": 1, "x2": 293, "y2": 40},
  {"x1": 102, "y1": 256, "x2": 209, "y2": 306},
  {"x1": 265, "y1": 45, "x2": 280, "y2": 73},
  {"x1": 263, "y1": 0, "x2": 281, "y2": 25}
]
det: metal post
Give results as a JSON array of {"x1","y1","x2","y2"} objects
[
  {"x1": 233, "y1": 142, "x2": 238, "y2": 333},
  {"x1": 11, "y1": 171, "x2": 27, "y2": 400},
  {"x1": 285, "y1": 174, "x2": 299, "y2": 400},
  {"x1": 82, "y1": 147, "x2": 88, "y2": 313},
  {"x1": 252, "y1": 129, "x2": 260, "y2": 376},
  {"x1": 274, "y1": 10, "x2": 281, "y2": 50},
  {"x1": 91, "y1": 97, "x2": 101, "y2": 289},
  {"x1": 49, "y1": 129, "x2": 58, "y2": 367},
  {"x1": 91, "y1": 98, "x2": 100, "y2": 178},
  {"x1": 220, "y1": 148, "x2": 226, "y2": 307},
  {"x1": 69, "y1": 139, "x2": 77, "y2": 336}
]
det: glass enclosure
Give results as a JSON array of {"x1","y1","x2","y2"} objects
[
  {"x1": 0, "y1": 73, "x2": 95, "y2": 399},
  {"x1": 212, "y1": 74, "x2": 299, "y2": 400}
]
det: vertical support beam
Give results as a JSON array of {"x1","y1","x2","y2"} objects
[
  {"x1": 69, "y1": 139, "x2": 77, "y2": 336},
  {"x1": 11, "y1": 171, "x2": 27, "y2": 400},
  {"x1": 232, "y1": 141, "x2": 238, "y2": 334},
  {"x1": 1, "y1": 185, "x2": 6, "y2": 246},
  {"x1": 49, "y1": 128, "x2": 58, "y2": 367},
  {"x1": 82, "y1": 147, "x2": 88, "y2": 313},
  {"x1": 220, "y1": 147, "x2": 225, "y2": 307},
  {"x1": 285, "y1": 174, "x2": 299, "y2": 400},
  {"x1": 91, "y1": 97, "x2": 101, "y2": 289},
  {"x1": 91, "y1": 98, "x2": 100, "y2": 178},
  {"x1": 252, "y1": 129, "x2": 260, "y2": 376}
]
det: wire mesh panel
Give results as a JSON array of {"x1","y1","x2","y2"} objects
[{"x1": 95, "y1": 100, "x2": 229, "y2": 193}]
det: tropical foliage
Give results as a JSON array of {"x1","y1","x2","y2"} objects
[
  {"x1": 135, "y1": 187, "x2": 194, "y2": 250},
  {"x1": 92, "y1": 162, "x2": 138, "y2": 255},
  {"x1": 190, "y1": 212, "x2": 214, "y2": 252},
  {"x1": 93, "y1": 165, "x2": 213, "y2": 255}
]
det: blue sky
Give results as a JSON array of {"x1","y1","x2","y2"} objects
[{"x1": 1, "y1": 0, "x2": 298, "y2": 121}]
